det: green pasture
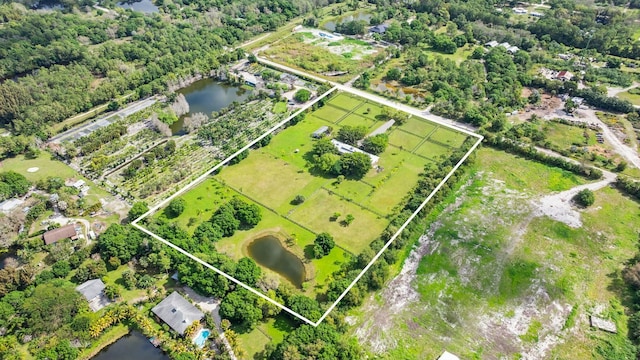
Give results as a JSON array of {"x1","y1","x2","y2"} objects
[
  {"x1": 414, "y1": 140, "x2": 452, "y2": 160},
  {"x1": 312, "y1": 105, "x2": 349, "y2": 123},
  {"x1": 329, "y1": 93, "x2": 364, "y2": 111},
  {"x1": 160, "y1": 91, "x2": 468, "y2": 295},
  {"x1": 338, "y1": 113, "x2": 379, "y2": 129},
  {"x1": 352, "y1": 101, "x2": 384, "y2": 120},
  {"x1": 399, "y1": 117, "x2": 437, "y2": 137},
  {"x1": 388, "y1": 129, "x2": 423, "y2": 152},
  {"x1": 218, "y1": 151, "x2": 324, "y2": 211},
  {"x1": 288, "y1": 189, "x2": 388, "y2": 254},
  {"x1": 477, "y1": 147, "x2": 586, "y2": 193},
  {"x1": 429, "y1": 126, "x2": 469, "y2": 148},
  {"x1": 0, "y1": 153, "x2": 111, "y2": 201}
]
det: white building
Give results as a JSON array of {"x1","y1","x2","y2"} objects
[{"x1": 330, "y1": 139, "x2": 379, "y2": 165}]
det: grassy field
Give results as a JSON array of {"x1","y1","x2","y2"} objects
[
  {"x1": 236, "y1": 314, "x2": 297, "y2": 359},
  {"x1": 617, "y1": 90, "x2": 640, "y2": 105},
  {"x1": 158, "y1": 92, "x2": 469, "y2": 296},
  {"x1": 0, "y1": 152, "x2": 111, "y2": 202},
  {"x1": 352, "y1": 147, "x2": 640, "y2": 359},
  {"x1": 261, "y1": 32, "x2": 380, "y2": 83},
  {"x1": 477, "y1": 147, "x2": 585, "y2": 193}
]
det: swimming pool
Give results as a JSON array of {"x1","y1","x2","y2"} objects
[{"x1": 193, "y1": 328, "x2": 210, "y2": 348}]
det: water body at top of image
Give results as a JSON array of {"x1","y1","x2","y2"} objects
[
  {"x1": 115, "y1": 0, "x2": 159, "y2": 13},
  {"x1": 247, "y1": 235, "x2": 305, "y2": 288},
  {"x1": 91, "y1": 331, "x2": 168, "y2": 360},
  {"x1": 323, "y1": 11, "x2": 372, "y2": 32},
  {"x1": 170, "y1": 78, "x2": 251, "y2": 134}
]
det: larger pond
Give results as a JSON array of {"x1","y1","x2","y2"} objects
[
  {"x1": 170, "y1": 78, "x2": 251, "y2": 135},
  {"x1": 323, "y1": 12, "x2": 372, "y2": 32},
  {"x1": 115, "y1": 0, "x2": 159, "y2": 14},
  {"x1": 92, "y1": 331, "x2": 168, "y2": 360},
  {"x1": 247, "y1": 235, "x2": 305, "y2": 288}
]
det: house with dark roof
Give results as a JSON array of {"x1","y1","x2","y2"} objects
[
  {"x1": 76, "y1": 279, "x2": 111, "y2": 312},
  {"x1": 152, "y1": 292, "x2": 204, "y2": 336},
  {"x1": 43, "y1": 224, "x2": 77, "y2": 245}
]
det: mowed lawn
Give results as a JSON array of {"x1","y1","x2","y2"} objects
[
  {"x1": 400, "y1": 117, "x2": 437, "y2": 137},
  {"x1": 328, "y1": 93, "x2": 364, "y2": 111},
  {"x1": 415, "y1": 140, "x2": 453, "y2": 160},
  {"x1": 313, "y1": 104, "x2": 349, "y2": 123},
  {"x1": 288, "y1": 189, "x2": 388, "y2": 254},
  {"x1": 0, "y1": 153, "x2": 111, "y2": 200},
  {"x1": 429, "y1": 126, "x2": 469, "y2": 148},
  {"x1": 388, "y1": 129, "x2": 423, "y2": 152},
  {"x1": 218, "y1": 150, "x2": 324, "y2": 211},
  {"x1": 163, "y1": 91, "x2": 469, "y2": 291}
]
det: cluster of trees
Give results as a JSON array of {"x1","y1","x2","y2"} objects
[
  {"x1": 362, "y1": 134, "x2": 388, "y2": 155},
  {"x1": 615, "y1": 176, "x2": 640, "y2": 201},
  {"x1": 312, "y1": 232, "x2": 335, "y2": 258},
  {"x1": 187, "y1": 197, "x2": 262, "y2": 248},
  {"x1": 309, "y1": 138, "x2": 372, "y2": 179},
  {"x1": 294, "y1": 88, "x2": 312, "y2": 103},
  {"x1": 123, "y1": 140, "x2": 177, "y2": 179},
  {"x1": 74, "y1": 123, "x2": 128, "y2": 156},
  {"x1": 0, "y1": 0, "x2": 319, "y2": 157},
  {"x1": 573, "y1": 189, "x2": 595, "y2": 207},
  {"x1": 0, "y1": 171, "x2": 30, "y2": 200}
]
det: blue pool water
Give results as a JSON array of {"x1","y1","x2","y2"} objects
[{"x1": 193, "y1": 329, "x2": 210, "y2": 348}]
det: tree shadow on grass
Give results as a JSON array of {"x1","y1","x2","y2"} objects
[{"x1": 303, "y1": 244, "x2": 315, "y2": 260}]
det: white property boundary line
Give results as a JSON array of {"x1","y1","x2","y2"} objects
[{"x1": 132, "y1": 87, "x2": 483, "y2": 327}]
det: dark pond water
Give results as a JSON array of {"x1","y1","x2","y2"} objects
[
  {"x1": 170, "y1": 78, "x2": 251, "y2": 134},
  {"x1": 92, "y1": 331, "x2": 168, "y2": 360},
  {"x1": 323, "y1": 12, "x2": 372, "y2": 32},
  {"x1": 116, "y1": 0, "x2": 159, "y2": 13},
  {"x1": 247, "y1": 235, "x2": 305, "y2": 288}
]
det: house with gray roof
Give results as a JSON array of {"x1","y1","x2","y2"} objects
[
  {"x1": 152, "y1": 291, "x2": 204, "y2": 336},
  {"x1": 76, "y1": 279, "x2": 111, "y2": 312}
]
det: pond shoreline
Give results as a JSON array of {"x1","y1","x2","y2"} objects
[{"x1": 241, "y1": 228, "x2": 315, "y2": 285}]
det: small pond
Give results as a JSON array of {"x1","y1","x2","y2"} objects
[
  {"x1": 115, "y1": 0, "x2": 159, "y2": 13},
  {"x1": 92, "y1": 331, "x2": 168, "y2": 360},
  {"x1": 247, "y1": 235, "x2": 305, "y2": 288},
  {"x1": 170, "y1": 78, "x2": 251, "y2": 135},
  {"x1": 323, "y1": 12, "x2": 372, "y2": 32}
]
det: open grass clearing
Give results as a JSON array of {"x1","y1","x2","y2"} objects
[
  {"x1": 399, "y1": 117, "x2": 437, "y2": 137},
  {"x1": 338, "y1": 113, "x2": 379, "y2": 129},
  {"x1": 362, "y1": 156, "x2": 426, "y2": 214},
  {"x1": 0, "y1": 153, "x2": 111, "y2": 202},
  {"x1": 287, "y1": 188, "x2": 388, "y2": 254},
  {"x1": 477, "y1": 147, "x2": 586, "y2": 193},
  {"x1": 540, "y1": 121, "x2": 595, "y2": 149},
  {"x1": 388, "y1": 129, "x2": 423, "y2": 152},
  {"x1": 313, "y1": 104, "x2": 349, "y2": 123},
  {"x1": 352, "y1": 101, "x2": 384, "y2": 120},
  {"x1": 272, "y1": 101, "x2": 288, "y2": 113},
  {"x1": 618, "y1": 91, "x2": 640, "y2": 105},
  {"x1": 266, "y1": 114, "x2": 333, "y2": 170},
  {"x1": 330, "y1": 93, "x2": 365, "y2": 111},
  {"x1": 218, "y1": 150, "x2": 323, "y2": 211},
  {"x1": 429, "y1": 126, "x2": 469, "y2": 148},
  {"x1": 414, "y1": 140, "x2": 452, "y2": 160}
]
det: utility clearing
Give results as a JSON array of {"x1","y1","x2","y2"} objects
[{"x1": 351, "y1": 148, "x2": 640, "y2": 359}]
